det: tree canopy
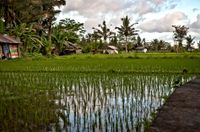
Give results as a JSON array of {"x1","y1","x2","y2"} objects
[
  {"x1": 172, "y1": 25, "x2": 189, "y2": 51},
  {"x1": 116, "y1": 16, "x2": 138, "y2": 52}
]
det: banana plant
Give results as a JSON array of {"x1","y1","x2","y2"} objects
[{"x1": 9, "y1": 23, "x2": 43, "y2": 55}]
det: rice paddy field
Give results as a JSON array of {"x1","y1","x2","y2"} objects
[{"x1": 0, "y1": 53, "x2": 200, "y2": 131}]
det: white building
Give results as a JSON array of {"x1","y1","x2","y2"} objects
[{"x1": 135, "y1": 47, "x2": 147, "y2": 53}]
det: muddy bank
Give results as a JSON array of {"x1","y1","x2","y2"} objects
[{"x1": 149, "y1": 77, "x2": 200, "y2": 132}]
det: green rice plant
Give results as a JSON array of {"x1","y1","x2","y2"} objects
[
  {"x1": 0, "y1": 56, "x2": 197, "y2": 131},
  {"x1": 0, "y1": 53, "x2": 200, "y2": 74}
]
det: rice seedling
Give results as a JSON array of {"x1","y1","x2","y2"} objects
[
  {"x1": 0, "y1": 53, "x2": 199, "y2": 131},
  {"x1": 0, "y1": 71, "x2": 195, "y2": 131}
]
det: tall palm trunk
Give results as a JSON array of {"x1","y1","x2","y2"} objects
[
  {"x1": 46, "y1": 17, "x2": 53, "y2": 56},
  {"x1": 125, "y1": 36, "x2": 128, "y2": 52}
]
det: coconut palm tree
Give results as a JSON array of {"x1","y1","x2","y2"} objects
[
  {"x1": 116, "y1": 16, "x2": 138, "y2": 52},
  {"x1": 185, "y1": 35, "x2": 195, "y2": 50},
  {"x1": 92, "y1": 20, "x2": 114, "y2": 44}
]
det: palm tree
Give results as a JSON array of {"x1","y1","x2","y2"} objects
[
  {"x1": 185, "y1": 35, "x2": 195, "y2": 50},
  {"x1": 136, "y1": 36, "x2": 142, "y2": 47},
  {"x1": 150, "y1": 39, "x2": 166, "y2": 51},
  {"x1": 150, "y1": 39, "x2": 159, "y2": 51},
  {"x1": 92, "y1": 20, "x2": 113, "y2": 44},
  {"x1": 51, "y1": 26, "x2": 68, "y2": 54},
  {"x1": 116, "y1": 16, "x2": 138, "y2": 52},
  {"x1": 172, "y1": 25, "x2": 189, "y2": 52}
]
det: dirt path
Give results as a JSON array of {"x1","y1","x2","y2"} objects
[{"x1": 148, "y1": 77, "x2": 200, "y2": 132}]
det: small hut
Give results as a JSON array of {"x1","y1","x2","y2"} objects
[
  {"x1": 59, "y1": 41, "x2": 82, "y2": 55},
  {"x1": 135, "y1": 47, "x2": 147, "y2": 53},
  {"x1": 103, "y1": 45, "x2": 118, "y2": 54},
  {"x1": 0, "y1": 34, "x2": 21, "y2": 59}
]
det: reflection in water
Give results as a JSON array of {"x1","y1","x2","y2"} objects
[
  {"x1": 54, "y1": 74, "x2": 193, "y2": 132},
  {"x1": 0, "y1": 73, "x2": 194, "y2": 131}
]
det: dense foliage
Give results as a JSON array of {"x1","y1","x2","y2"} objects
[{"x1": 0, "y1": 2, "x2": 200, "y2": 57}]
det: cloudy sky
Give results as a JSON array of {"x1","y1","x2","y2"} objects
[{"x1": 57, "y1": 0, "x2": 200, "y2": 44}]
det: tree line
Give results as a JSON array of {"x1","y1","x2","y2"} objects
[{"x1": 0, "y1": 1, "x2": 200, "y2": 57}]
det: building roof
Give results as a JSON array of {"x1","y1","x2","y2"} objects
[
  {"x1": 0, "y1": 34, "x2": 21, "y2": 44},
  {"x1": 108, "y1": 45, "x2": 118, "y2": 50},
  {"x1": 64, "y1": 41, "x2": 81, "y2": 49},
  {"x1": 136, "y1": 47, "x2": 147, "y2": 50}
]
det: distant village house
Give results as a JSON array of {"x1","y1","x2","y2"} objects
[
  {"x1": 0, "y1": 34, "x2": 21, "y2": 59},
  {"x1": 103, "y1": 45, "x2": 118, "y2": 54},
  {"x1": 135, "y1": 47, "x2": 147, "y2": 53},
  {"x1": 59, "y1": 41, "x2": 82, "y2": 55}
]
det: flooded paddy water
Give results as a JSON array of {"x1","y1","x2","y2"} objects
[{"x1": 0, "y1": 72, "x2": 195, "y2": 131}]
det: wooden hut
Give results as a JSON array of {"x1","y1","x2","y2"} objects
[
  {"x1": 0, "y1": 34, "x2": 21, "y2": 59},
  {"x1": 103, "y1": 45, "x2": 118, "y2": 54},
  {"x1": 59, "y1": 41, "x2": 82, "y2": 55}
]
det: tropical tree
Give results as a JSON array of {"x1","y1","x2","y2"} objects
[
  {"x1": 109, "y1": 33, "x2": 118, "y2": 46},
  {"x1": 92, "y1": 20, "x2": 113, "y2": 44},
  {"x1": 0, "y1": 0, "x2": 66, "y2": 56},
  {"x1": 0, "y1": 0, "x2": 66, "y2": 47},
  {"x1": 39, "y1": 0, "x2": 66, "y2": 47},
  {"x1": 0, "y1": 0, "x2": 66, "y2": 26},
  {"x1": 150, "y1": 39, "x2": 159, "y2": 51},
  {"x1": 40, "y1": 37, "x2": 52, "y2": 56},
  {"x1": 51, "y1": 18, "x2": 85, "y2": 55},
  {"x1": 159, "y1": 40, "x2": 166, "y2": 50},
  {"x1": 150, "y1": 39, "x2": 166, "y2": 51},
  {"x1": 0, "y1": 18, "x2": 4, "y2": 33},
  {"x1": 59, "y1": 18, "x2": 85, "y2": 35},
  {"x1": 142, "y1": 38, "x2": 146, "y2": 47},
  {"x1": 172, "y1": 25, "x2": 189, "y2": 52},
  {"x1": 51, "y1": 27, "x2": 68, "y2": 54},
  {"x1": 136, "y1": 36, "x2": 142, "y2": 47},
  {"x1": 185, "y1": 35, "x2": 195, "y2": 50},
  {"x1": 9, "y1": 23, "x2": 42, "y2": 55},
  {"x1": 58, "y1": 18, "x2": 85, "y2": 43},
  {"x1": 116, "y1": 16, "x2": 138, "y2": 52}
]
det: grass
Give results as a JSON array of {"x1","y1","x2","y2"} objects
[
  {"x1": 0, "y1": 52, "x2": 199, "y2": 131},
  {"x1": 0, "y1": 53, "x2": 200, "y2": 74}
]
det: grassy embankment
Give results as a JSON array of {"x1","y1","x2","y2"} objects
[{"x1": 0, "y1": 52, "x2": 200, "y2": 74}]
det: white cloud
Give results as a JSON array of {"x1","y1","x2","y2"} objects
[
  {"x1": 140, "y1": 32, "x2": 173, "y2": 43},
  {"x1": 191, "y1": 14, "x2": 200, "y2": 29},
  {"x1": 131, "y1": 0, "x2": 155, "y2": 15},
  {"x1": 139, "y1": 11, "x2": 189, "y2": 33},
  {"x1": 61, "y1": 0, "x2": 180, "y2": 31},
  {"x1": 57, "y1": 0, "x2": 200, "y2": 42},
  {"x1": 63, "y1": 0, "x2": 125, "y2": 17}
]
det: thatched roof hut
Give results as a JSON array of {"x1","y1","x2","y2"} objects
[{"x1": 0, "y1": 34, "x2": 21, "y2": 59}]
